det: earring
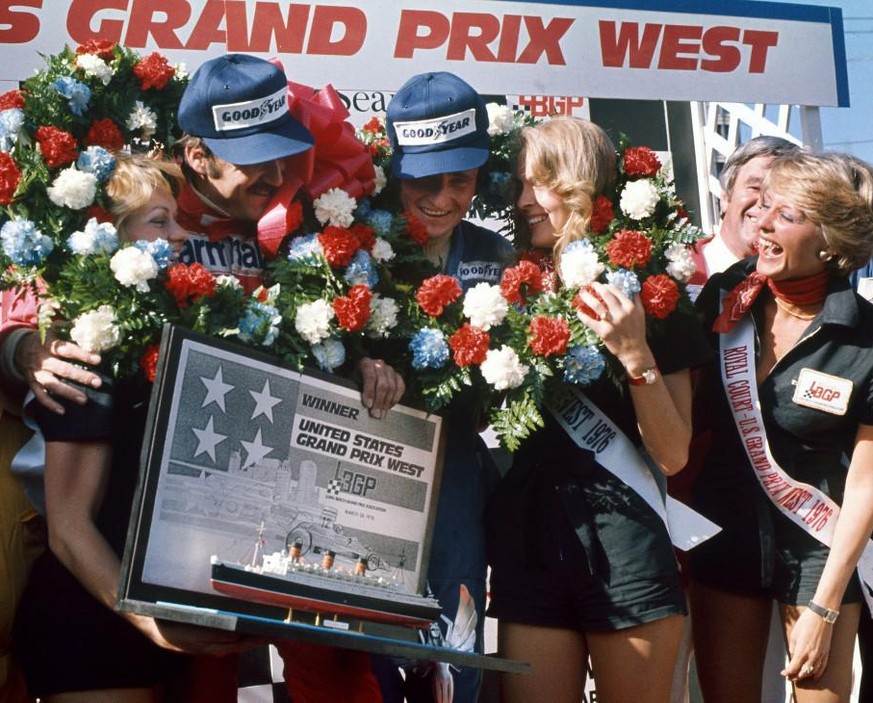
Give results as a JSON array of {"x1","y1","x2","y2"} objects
[{"x1": 818, "y1": 250, "x2": 834, "y2": 262}]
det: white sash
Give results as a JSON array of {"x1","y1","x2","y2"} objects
[
  {"x1": 545, "y1": 386, "x2": 721, "y2": 551},
  {"x1": 720, "y1": 313, "x2": 873, "y2": 604}
]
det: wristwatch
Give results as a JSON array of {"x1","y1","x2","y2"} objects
[
  {"x1": 807, "y1": 600, "x2": 839, "y2": 624},
  {"x1": 628, "y1": 366, "x2": 660, "y2": 386}
]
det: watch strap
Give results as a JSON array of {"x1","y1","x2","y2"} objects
[
  {"x1": 807, "y1": 600, "x2": 839, "y2": 624},
  {"x1": 627, "y1": 366, "x2": 660, "y2": 386}
]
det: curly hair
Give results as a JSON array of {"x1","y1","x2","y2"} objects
[{"x1": 763, "y1": 151, "x2": 873, "y2": 274}]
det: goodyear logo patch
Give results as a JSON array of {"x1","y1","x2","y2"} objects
[
  {"x1": 212, "y1": 86, "x2": 288, "y2": 132},
  {"x1": 394, "y1": 108, "x2": 478, "y2": 147}
]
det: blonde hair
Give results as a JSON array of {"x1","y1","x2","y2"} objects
[
  {"x1": 763, "y1": 151, "x2": 873, "y2": 274},
  {"x1": 104, "y1": 154, "x2": 184, "y2": 240},
  {"x1": 517, "y1": 117, "x2": 617, "y2": 262}
]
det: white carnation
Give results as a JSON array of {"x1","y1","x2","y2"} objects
[
  {"x1": 664, "y1": 243, "x2": 696, "y2": 283},
  {"x1": 295, "y1": 299, "x2": 335, "y2": 345},
  {"x1": 126, "y1": 100, "x2": 158, "y2": 139},
  {"x1": 47, "y1": 168, "x2": 98, "y2": 209},
  {"x1": 370, "y1": 237, "x2": 395, "y2": 263},
  {"x1": 462, "y1": 282, "x2": 508, "y2": 330},
  {"x1": 486, "y1": 103, "x2": 515, "y2": 136},
  {"x1": 313, "y1": 187, "x2": 356, "y2": 227},
  {"x1": 70, "y1": 305, "x2": 121, "y2": 353},
  {"x1": 372, "y1": 164, "x2": 387, "y2": 196},
  {"x1": 480, "y1": 346, "x2": 528, "y2": 391},
  {"x1": 216, "y1": 275, "x2": 242, "y2": 290},
  {"x1": 174, "y1": 62, "x2": 189, "y2": 80},
  {"x1": 366, "y1": 293, "x2": 399, "y2": 338},
  {"x1": 110, "y1": 247, "x2": 159, "y2": 292},
  {"x1": 559, "y1": 241, "x2": 605, "y2": 289},
  {"x1": 75, "y1": 54, "x2": 113, "y2": 85},
  {"x1": 620, "y1": 179, "x2": 660, "y2": 220}
]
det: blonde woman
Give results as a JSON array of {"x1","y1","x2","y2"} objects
[
  {"x1": 690, "y1": 152, "x2": 873, "y2": 703},
  {"x1": 487, "y1": 117, "x2": 710, "y2": 703}
]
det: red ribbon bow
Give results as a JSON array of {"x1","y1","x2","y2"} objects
[{"x1": 257, "y1": 75, "x2": 376, "y2": 259}]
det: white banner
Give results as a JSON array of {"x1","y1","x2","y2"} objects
[{"x1": 0, "y1": 0, "x2": 848, "y2": 106}]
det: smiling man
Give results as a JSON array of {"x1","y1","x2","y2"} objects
[
  {"x1": 373, "y1": 72, "x2": 515, "y2": 703},
  {"x1": 173, "y1": 53, "x2": 315, "y2": 292}
]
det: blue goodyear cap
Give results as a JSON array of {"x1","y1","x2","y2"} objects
[
  {"x1": 178, "y1": 54, "x2": 313, "y2": 166},
  {"x1": 387, "y1": 72, "x2": 489, "y2": 179}
]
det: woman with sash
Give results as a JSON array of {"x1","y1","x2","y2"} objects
[
  {"x1": 689, "y1": 151, "x2": 873, "y2": 702},
  {"x1": 487, "y1": 117, "x2": 710, "y2": 703}
]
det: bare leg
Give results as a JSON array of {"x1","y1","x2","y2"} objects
[
  {"x1": 689, "y1": 581, "x2": 772, "y2": 703},
  {"x1": 497, "y1": 621, "x2": 588, "y2": 703},
  {"x1": 587, "y1": 614, "x2": 684, "y2": 703},
  {"x1": 781, "y1": 602, "x2": 861, "y2": 703}
]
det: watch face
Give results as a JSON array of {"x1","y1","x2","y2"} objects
[{"x1": 643, "y1": 369, "x2": 657, "y2": 384}]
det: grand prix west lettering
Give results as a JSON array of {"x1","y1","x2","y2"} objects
[
  {"x1": 1, "y1": 0, "x2": 779, "y2": 74},
  {"x1": 600, "y1": 21, "x2": 779, "y2": 73}
]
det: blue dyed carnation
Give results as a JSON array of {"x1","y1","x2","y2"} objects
[
  {"x1": 563, "y1": 345, "x2": 606, "y2": 385},
  {"x1": 564, "y1": 238, "x2": 596, "y2": 255},
  {"x1": 0, "y1": 109, "x2": 24, "y2": 152},
  {"x1": 287, "y1": 233, "x2": 323, "y2": 265},
  {"x1": 312, "y1": 338, "x2": 346, "y2": 372},
  {"x1": 238, "y1": 301, "x2": 281, "y2": 347},
  {"x1": 343, "y1": 249, "x2": 379, "y2": 288},
  {"x1": 134, "y1": 238, "x2": 173, "y2": 269},
  {"x1": 606, "y1": 268, "x2": 641, "y2": 298},
  {"x1": 53, "y1": 76, "x2": 91, "y2": 117},
  {"x1": 67, "y1": 218, "x2": 119, "y2": 255},
  {"x1": 364, "y1": 209, "x2": 393, "y2": 238},
  {"x1": 1, "y1": 218, "x2": 54, "y2": 266},
  {"x1": 354, "y1": 198, "x2": 372, "y2": 219},
  {"x1": 77, "y1": 146, "x2": 116, "y2": 183},
  {"x1": 409, "y1": 328, "x2": 449, "y2": 370}
]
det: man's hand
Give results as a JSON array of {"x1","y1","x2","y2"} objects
[
  {"x1": 357, "y1": 357, "x2": 405, "y2": 419},
  {"x1": 14, "y1": 329, "x2": 102, "y2": 414}
]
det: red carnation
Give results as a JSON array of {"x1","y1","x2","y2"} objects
[
  {"x1": 449, "y1": 323, "x2": 490, "y2": 367},
  {"x1": 590, "y1": 194, "x2": 615, "y2": 234},
  {"x1": 500, "y1": 260, "x2": 544, "y2": 305},
  {"x1": 35, "y1": 126, "x2": 78, "y2": 168},
  {"x1": 164, "y1": 263, "x2": 217, "y2": 308},
  {"x1": 369, "y1": 138, "x2": 390, "y2": 156},
  {"x1": 85, "y1": 205, "x2": 113, "y2": 223},
  {"x1": 76, "y1": 39, "x2": 116, "y2": 60},
  {"x1": 134, "y1": 52, "x2": 176, "y2": 91},
  {"x1": 528, "y1": 316, "x2": 570, "y2": 357},
  {"x1": 139, "y1": 343, "x2": 161, "y2": 382},
  {"x1": 623, "y1": 146, "x2": 661, "y2": 178},
  {"x1": 333, "y1": 284, "x2": 372, "y2": 331},
  {"x1": 606, "y1": 229, "x2": 653, "y2": 269},
  {"x1": 641, "y1": 274, "x2": 680, "y2": 319},
  {"x1": 350, "y1": 223, "x2": 376, "y2": 252},
  {"x1": 416, "y1": 274, "x2": 462, "y2": 317},
  {"x1": 318, "y1": 225, "x2": 360, "y2": 267},
  {"x1": 85, "y1": 118, "x2": 124, "y2": 152},
  {"x1": 362, "y1": 117, "x2": 383, "y2": 135},
  {"x1": 403, "y1": 212, "x2": 429, "y2": 246},
  {"x1": 0, "y1": 152, "x2": 22, "y2": 205},
  {"x1": 0, "y1": 89, "x2": 25, "y2": 110}
]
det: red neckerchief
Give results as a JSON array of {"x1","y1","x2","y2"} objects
[
  {"x1": 176, "y1": 183, "x2": 255, "y2": 242},
  {"x1": 712, "y1": 269, "x2": 829, "y2": 333}
]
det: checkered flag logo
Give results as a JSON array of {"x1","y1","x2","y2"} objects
[{"x1": 326, "y1": 479, "x2": 342, "y2": 496}]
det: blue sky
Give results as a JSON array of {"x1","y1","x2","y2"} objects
[{"x1": 761, "y1": 0, "x2": 873, "y2": 163}]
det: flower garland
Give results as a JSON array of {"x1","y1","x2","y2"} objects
[{"x1": 404, "y1": 133, "x2": 705, "y2": 450}]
